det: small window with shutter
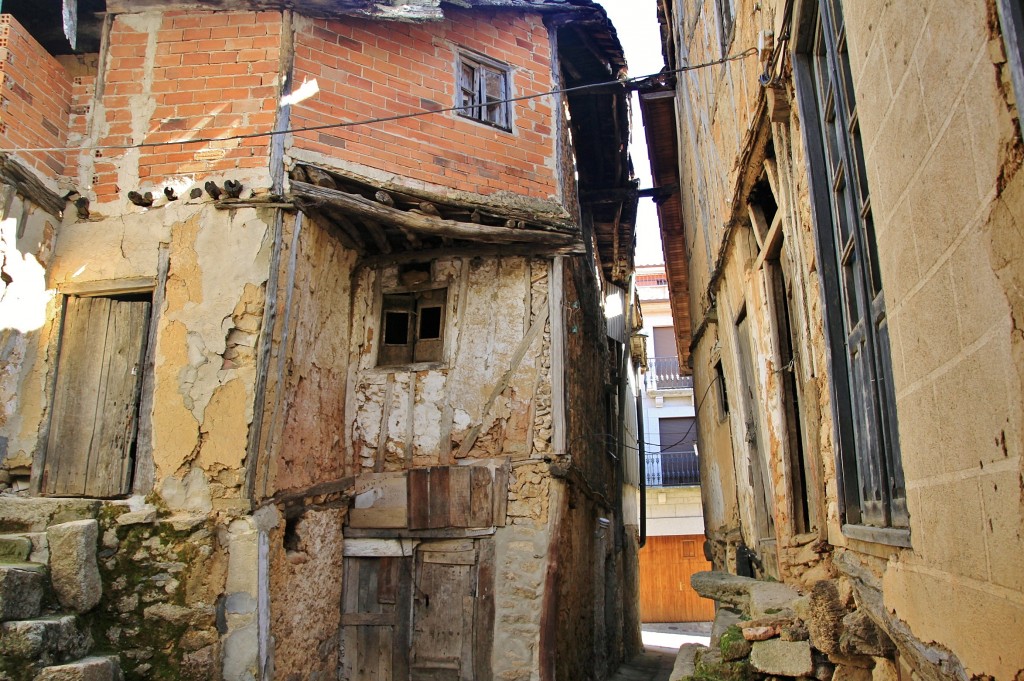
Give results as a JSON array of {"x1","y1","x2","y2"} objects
[
  {"x1": 457, "y1": 51, "x2": 511, "y2": 131},
  {"x1": 378, "y1": 288, "x2": 447, "y2": 366}
]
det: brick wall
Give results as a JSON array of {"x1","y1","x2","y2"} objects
[
  {"x1": 290, "y1": 8, "x2": 558, "y2": 200},
  {"x1": 90, "y1": 11, "x2": 282, "y2": 203},
  {"x1": 0, "y1": 15, "x2": 72, "y2": 179}
]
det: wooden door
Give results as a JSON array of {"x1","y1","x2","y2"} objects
[
  {"x1": 341, "y1": 556, "x2": 413, "y2": 680},
  {"x1": 638, "y1": 535, "x2": 715, "y2": 623},
  {"x1": 411, "y1": 541, "x2": 478, "y2": 681},
  {"x1": 43, "y1": 296, "x2": 150, "y2": 497},
  {"x1": 341, "y1": 539, "x2": 494, "y2": 681}
]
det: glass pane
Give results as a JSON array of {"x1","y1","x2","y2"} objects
[
  {"x1": 843, "y1": 246, "x2": 860, "y2": 326},
  {"x1": 863, "y1": 211, "x2": 883, "y2": 296}
]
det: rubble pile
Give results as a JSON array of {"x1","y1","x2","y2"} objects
[{"x1": 671, "y1": 572, "x2": 900, "y2": 681}]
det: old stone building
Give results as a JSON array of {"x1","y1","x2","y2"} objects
[
  {"x1": 643, "y1": 0, "x2": 1024, "y2": 679},
  {"x1": 0, "y1": 1, "x2": 645, "y2": 679}
]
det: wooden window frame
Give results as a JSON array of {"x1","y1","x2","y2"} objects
[
  {"x1": 793, "y1": 0, "x2": 908, "y2": 543},
  {"x1": 457, "y1": 51, "x2": 512, "y2": 132},
  {"x1": 377, "y1": 286, "x2": 448, "y2": 367}
]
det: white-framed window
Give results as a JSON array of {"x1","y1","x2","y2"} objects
[{"x1": 458, "y1": 51, "x2": 511, "y2": 131}]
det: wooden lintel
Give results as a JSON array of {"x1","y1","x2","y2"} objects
[{"x1": 290, "y1": 181, "x2": 578, "y2": 247}]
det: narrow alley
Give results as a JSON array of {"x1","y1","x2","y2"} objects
[{"x1": 0, "y1": 0, "x2": 1022, "y2": 680}]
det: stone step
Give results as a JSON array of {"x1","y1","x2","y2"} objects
[
  {"x1": 0, "y1": 534, "x2": 33, "y2": 562},
  {"x1": 0, "y1": 563, "x2": 46, "y2": 621},
  {"x1": 34, "y1": 656, "x2": 122, "y2": 681},
  {"x1": 0, "y1": 497, "x2": 99, "y2": 534},
  {"x1": 0, "y1": 615, "x2": 91, "y2": 667}
]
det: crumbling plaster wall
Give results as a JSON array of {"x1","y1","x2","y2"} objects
[
  {"x1": 348, "y1": 255, "x2": 553, "y2": 469},
  {"x1": 0, "y1": 197, "x2": 59, "y2": 486},
  {"x1": 256, "y1": 214, "x2": 356, "y2": 498}
]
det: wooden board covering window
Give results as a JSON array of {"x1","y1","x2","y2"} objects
[{"x1": 43, "y1": 295, "x2": 151, "y2": 497}]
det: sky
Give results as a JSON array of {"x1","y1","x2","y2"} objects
[{"x1": 599, "y1": 0, "x2": 667, "y2": 266}]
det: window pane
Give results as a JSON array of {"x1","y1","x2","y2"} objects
[
  {"x1": 418, "y1": 306, "x2": 442, "y2": 340},
  {"x1": 384, "y1": 311, "x2": 410, "y2": 345}
]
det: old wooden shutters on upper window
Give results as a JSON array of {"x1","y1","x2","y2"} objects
[
  {"x1": 798, "y1": 0, "x2": 906, "y2": 532},
  {"x1": 458, "y1": 52, "x2": 510, "y2": 130},
  {"x1": 44, "y1": 295, "x2": 151, "y2": 497},
  {"x1": 379, "y1": 288, "x2": 446, "y2": 366}
]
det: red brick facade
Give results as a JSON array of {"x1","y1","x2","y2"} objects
[
  {"x1": 2, "y1": 8, "x2": 562, "y2": 208},
  {"x1": 290, "y1": 8, "x2": 558, "y2": 199},
  {"x1": 0, "y1": 15, "x2": 72, "y2": 179}
]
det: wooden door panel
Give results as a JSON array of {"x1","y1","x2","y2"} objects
[
  {"x1": 44, "y1": 296, "x2": 149, "y2": 497},
  {"x1": 639, "y1": 535, "x2": 715, "y2": 622}
]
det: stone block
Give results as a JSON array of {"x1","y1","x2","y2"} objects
[
  {"x1": 114, "y1": 507, "x2": 157, "y2": 526},
  {"x1": 669, "y1": 643, "x2": 705, "y2": 681},
  {"x1": 833, "y1": 663, "x2": 874, "y2": 681},
  {"x1": 0, "y1": 498, "x2": 99, "y2": 533},
  {"x1": 710, "y1": 607, "x2": 744, "y2": 646},
  {"x1": 0, "y1": 535, "x2": 32, "y2": 562},
  {"x1": 47, "y1": 520, "x2": 101, "y2": 614},
  {"x1": 690, "y1": 571, "x2": 799, "y2": 617},
  {"x1": 749, "y1": 639, "x2": 813, "y2": 677},
  {"x1": 0, "y1": 615, "x2": 91, "y2": 664},
  {"x1": 718, "y1": 626, "x2": 752, "y2": 661},
  {"x1": 34, "y1": 656, "x2": 122, "y2": 681},
  {"x1": 0, "y1": 564, "x2": 45, "y2": 621}
]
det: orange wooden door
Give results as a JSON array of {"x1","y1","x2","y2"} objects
[{"x1": 639, "y1": 534, "x2": 715, "y2": 622}]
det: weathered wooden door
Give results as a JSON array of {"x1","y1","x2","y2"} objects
[
  {"x1": 411, "y1": 541, "x2": 478, "y2": 681},
  {"x1": 341, "y1": 539, "x2": 494, "y2": 681},
  {"x1": 341, "y1": 555, "x2": 413, "y2": 680},
  {"x1": 43, "y1": 295, "x2": 150, "y2": 497}
]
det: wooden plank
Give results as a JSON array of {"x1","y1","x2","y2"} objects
[
  {"x1": 421, "y1": 551, "x2": 476, "y2": 566},
  {"x1": 87, "y1": 299, "x2": 150, "y2": 497},
  {"x1": 344, "y1": 538, "x2": 417, "y2": 558},
  {"x1": 342, "y1": 612, "x2": 396, "y2": 626},
  {"x1": 492, "y1": 460, "x2": 509, "y2": 528},
  {"x1": 376, "y1": 374, "x2": 395, "y2": 473},
  {"x1": 357, "y1": 556, "x2": 382, "y2": 615},
  {"x1": 473, "y1": 538, "x2": 495, "y2": 681},
  {"x1": 549, "y1": 257, "x2": 566, "y2": 455},
  {"x1": 44, "y1": 297, "x2": 109, "y2": 495},
  {"x1": 427, "y1": 466, "x2": 450, "y2": 529},
  {"x1": 378, "y1": 556, "x2": 398, "y2": 604},
  {"x1": 393, "y1": 555, "x2": 413, "y2": 680},
  {"x1": 349, "y1": 506, "x2": 408, "y2": 529},
  {"x1": 448, "y1": 466, "x2": 472, "y2": 527},
  {"x1": 468, "y1": 466, "x2": 492, "y2": 528},
  {"x1": 409, "y1": 468, "x2": 430, "y2": 529},
  {"x1": 290, "y1": 181, "x2": 577, "y2": 246}
]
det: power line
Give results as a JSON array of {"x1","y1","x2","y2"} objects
[{"x1": 0, "y1": 48, "x2": 756, "y2": 155}]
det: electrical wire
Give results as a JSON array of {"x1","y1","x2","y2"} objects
[{"x1": 0, "y1": 48, "x2": 757, "y2": 155}]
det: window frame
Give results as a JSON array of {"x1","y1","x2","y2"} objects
[
  {"x1": 377, "y1": 286, "x2": 449, "y2": 368},
  {"x1": 457, "y1": 50, "x2": 512, "y2": 132},
  {"x1": 793, "y1": 0, "x2": 909, "y2": 544}
]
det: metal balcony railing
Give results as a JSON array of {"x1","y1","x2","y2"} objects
[
  {"x1": 645, "y1": 451, "x2": 700, "y2": 487},
  {"x1": 645, "y1": 356, "x2": 694, "y2": 391}
]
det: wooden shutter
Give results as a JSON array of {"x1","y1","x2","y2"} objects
[{"x1": 44, "y1": 296, "x2": 150, "y2": 497}]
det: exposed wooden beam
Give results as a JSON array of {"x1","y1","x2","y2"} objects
[{"x1": 290, "y1": 181, "x2": 578, "y2": 247}]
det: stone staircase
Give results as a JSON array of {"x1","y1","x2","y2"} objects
[{"x1": 0, "y1": 497, "x2": 121, "y2": 681}]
